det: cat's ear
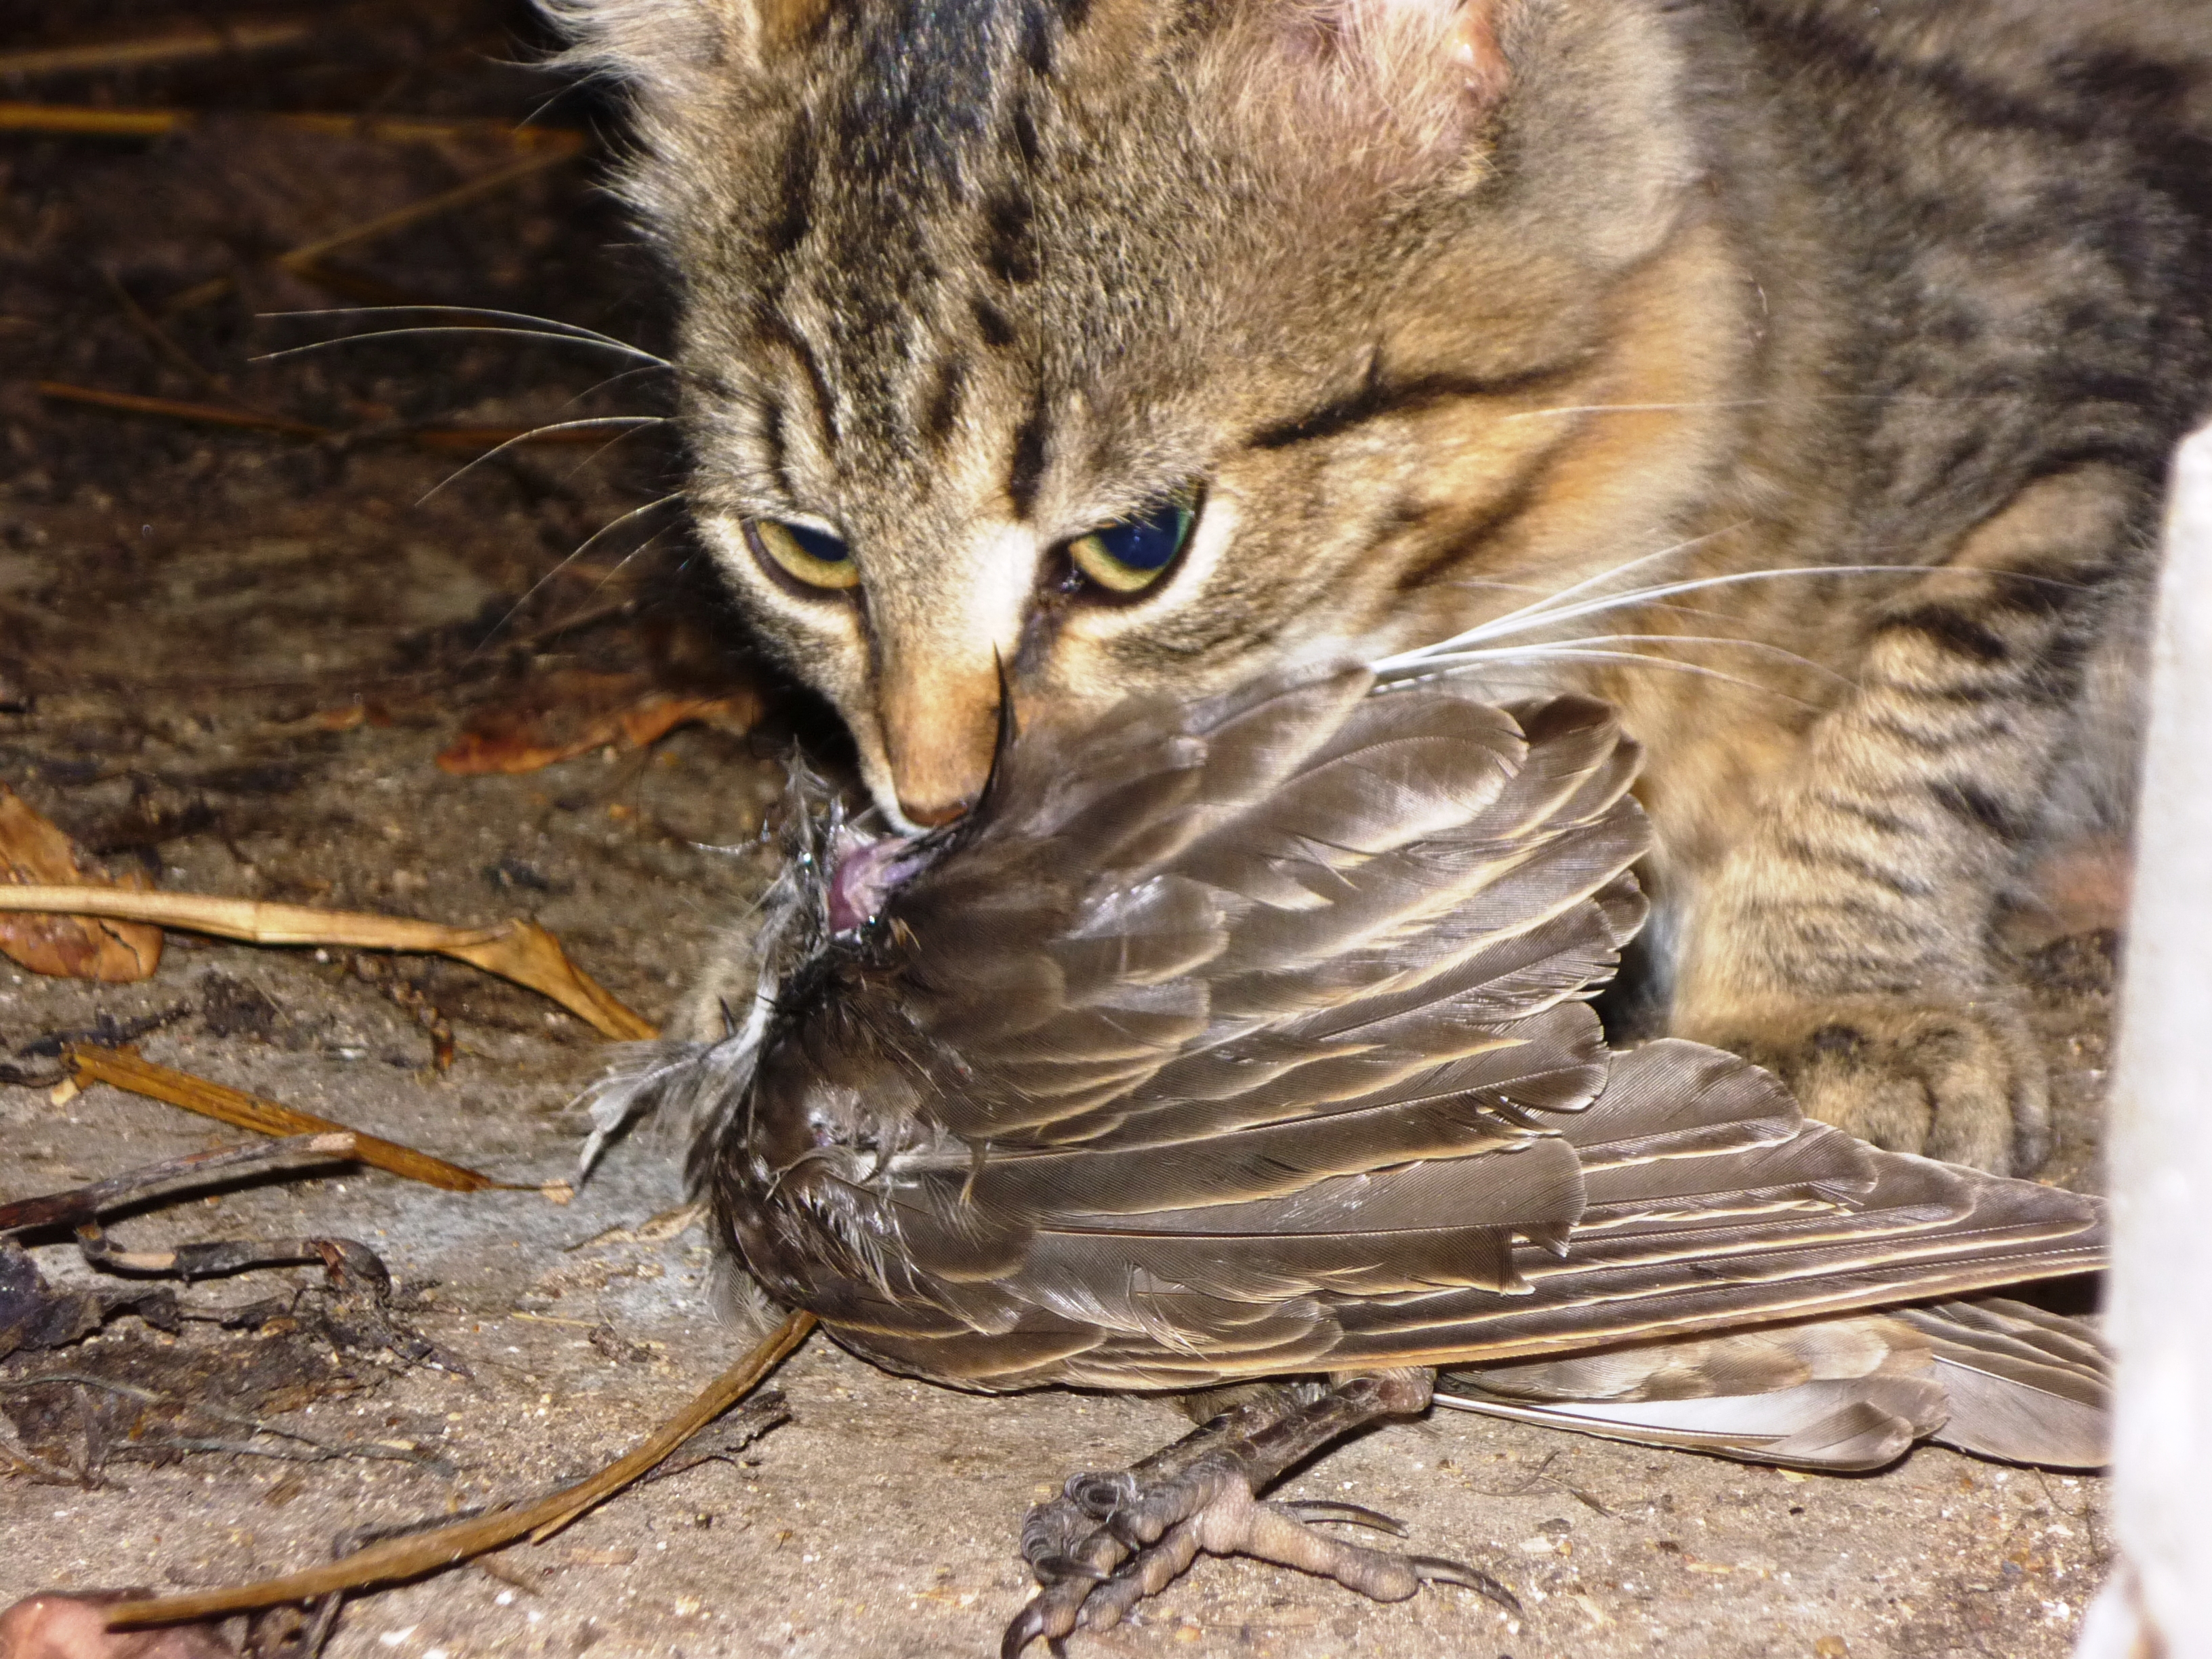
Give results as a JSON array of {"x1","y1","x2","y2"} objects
[
  {"x1": 543, "y1": 0, "x2": 830, "y2": 105},
  {"x1": 1323, "y1": 0, "x2": 1511, "y2": 101},
  {"x1": 1241, "y1": 0, "x2": 1519, "y2": 170}
]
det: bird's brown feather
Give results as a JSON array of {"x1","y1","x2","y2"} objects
[{"x1": 618, "y1": 669, "x2": 2102, "y2": 1466}]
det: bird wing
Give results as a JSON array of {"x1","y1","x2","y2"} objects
[
  {"x1": 721, "y1": 670, "x2": 2103, "y2": 1414},
  {"x1": 1429, "y1": 1294, "x2": 2108, "y2": 1471}
]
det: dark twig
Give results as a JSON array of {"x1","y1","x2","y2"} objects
[
  {"x1": 0, "y1": 1134, "x2": 358, "y2": 1235},
  {"x1": 15, "y1": 1003, "x2": 192, "y2": 1060}
]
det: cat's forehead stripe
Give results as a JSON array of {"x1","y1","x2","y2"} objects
[
  {"x1": 1250, "y1": 365, "x2": 1589, "y2": 453},
  {"x1": 764, "y1": 313, "x2": 840, "y2": 451},
  {"x1": 1007, "y1": 395, "x2": 1051, "y2": 521},
  {"x1": 918, "y1": 355, "x2": 971, "y2": 455}
]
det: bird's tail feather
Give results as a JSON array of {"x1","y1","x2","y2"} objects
[{"x1": 1433, "y1": 1295, "x2": 2106, "y2": 1470}]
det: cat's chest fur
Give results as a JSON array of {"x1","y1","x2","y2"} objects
[{"x1": 559, "y1": 0, "x2": 2212, "y2": 1174}]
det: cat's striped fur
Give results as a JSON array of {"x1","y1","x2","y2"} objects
[{"x1": 552, "y1": 0, "x2": 2212, "y2": 1172}]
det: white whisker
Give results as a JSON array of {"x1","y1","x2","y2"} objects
[
  {"x1": 255, "y1": 325, "x2": 670, "y2": 369},
  {"x1": 562, "y1": 363, "x2": 675, "y2": 406},
  {"x1": 416, "y1": 416, "x2": 668, "y2": 503},
  {"x1": 258, "y1": 304, "x2": 665, "y2": 362},
  {"x1": 1447, "y1": 577, "x2": 1842, "y2": 633},
  {"x1": 1375, "y1": 529, "x2": 1748, "y2": 668},
  {"x1": 1375, "y1": 558, "x2": 2036, "y2": 674},
  {"x1": 1447, "y1": 564, "x2": 1919, "y2": 644},
  {"x1": 1503, "y1": 630, "x2": 1850, "y2": 685},
  {"x1": 477, "y1": 493, "x2": 687, "y2": 652},
  {"x1": 1505, "y1": 399, "x2": 1778, "y2": 421},
  {"x1": 555, "y1": 423, "x2": 672, "y2": 488},
  {"x1": 1508, "y1": 392, "x2": 2034, "y2": 421},
  {"x1": 1387, "y1": 644, "x2": 1818, "y2": 707},
  {"x1": 1461, "y1": 561, "x2": 2078, "y2": 647}
]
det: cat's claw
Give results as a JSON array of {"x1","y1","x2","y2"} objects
[{"x1": 1696, "y1": 991, "x2": 2049, "y2": 1174}]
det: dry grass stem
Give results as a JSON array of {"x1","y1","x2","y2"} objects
[
  {"x1": 36, "y1": 381, "x2": 628, "y2": 453},
  {"x1": 0, "y1": 104, "x2": 579, "y2": 149},
  {"x1": 0, "y1": 22, "x2": 313, "y2": 79},
  {"x1": 99, "y1": 1309, "x2": 818, "y2": 1627},
  {"x1": 0, "y1": 105, "x2": 176, "y2": 137},
  {"x1": 152, "y1": 138, "x2": 585, "y2": 316},
  {"x1": 65, "y1": 1047, "x2": 506, "y2": 1194},
  {"x1": 0, "y1": 886, "x2": 656, "y2": 1040},
  {"x1": 35, "y1": 382, "x2": 325, "y2": 438},
  {"x1": 276, "y1": 144, "x2": 585, "y2": 274}
]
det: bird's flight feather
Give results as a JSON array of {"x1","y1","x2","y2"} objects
[{"x1": 600, "y1": 667, "x2": 2104, "y2": 1469}]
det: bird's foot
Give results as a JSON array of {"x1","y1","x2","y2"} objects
[{"x1": 999, "y1": 1373, "x2": 1515, "y2": 1656}]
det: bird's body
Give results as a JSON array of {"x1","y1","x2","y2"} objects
[{"x1": 586, "y1": 667, "x2": 2106, "y2": 1648}]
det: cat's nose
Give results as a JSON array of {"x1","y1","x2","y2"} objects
[
  {"x1": 898, "y1": 791, "x2": 972, "y2": 828},
  {"x1": 879, "y1": 657, "x2": 1000, "y2": 829}
]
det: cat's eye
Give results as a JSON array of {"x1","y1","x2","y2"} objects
[
  {"x1": 1065, "y1": 499, "x2": 1197, "y2": 595},
  {"x1": 745, "y1": 517, "x2": 858, "y2": 591}
]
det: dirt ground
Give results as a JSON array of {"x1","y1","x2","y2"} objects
[{"x1": 0, "y1": 5, "x2": 2118, "y2": 1656}]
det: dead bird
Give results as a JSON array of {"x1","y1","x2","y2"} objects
[{"x1": 584, "y1": 668, "x2": 2106, "y2": 1653}]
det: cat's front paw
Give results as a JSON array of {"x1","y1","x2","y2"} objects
[{"x1": 1678, "y1": 994, "x2": 2049, "y2": 1175}]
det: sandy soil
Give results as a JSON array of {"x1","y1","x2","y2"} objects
[{"x1": 0, "y1": 5, "x2": 2116, "y2": 1656}]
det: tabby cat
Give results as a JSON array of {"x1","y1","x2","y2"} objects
[{"x1": 552, "y1": 0, "x2": 2212, "y2": 1174}]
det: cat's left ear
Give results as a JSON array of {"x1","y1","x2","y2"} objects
[
  {"x1": 1256, "y1": 0, "x2": 1520, "y2": 159},
  {"x1": 1342, "y1": 0, "x2": 1511, "y2": 100},
  {"x1": 543, "y1": 0, "x2": 830, "y2": 109}
]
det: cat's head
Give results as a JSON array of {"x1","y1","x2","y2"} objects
[{"x1": 554, "y1": 0, "x2": 1732, "y2": 825}]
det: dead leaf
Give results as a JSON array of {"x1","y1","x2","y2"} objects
[
  {"x1": 0, "y1": 785, "x2": 163, "y2": 981},
  {"x1": 0, "y1": 890, "x2": 654, "y2": 1040},
  {"x1": 0, "y1": 1239, "x2": 176, "y2": 1363},
  {"x1": 435, "y1": 670, "x2": 763, "y2": 776}
]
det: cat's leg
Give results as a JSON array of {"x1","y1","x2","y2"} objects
[{"x1": 1670, "y1": 466, "x2": 2146, "y2": 1174}]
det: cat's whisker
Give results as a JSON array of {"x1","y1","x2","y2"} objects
[
  {"x1": 258, "y1": 304, "x2": 668, "y2": 363},
  {"x1": 1463, "y1": 562, "x2": 2084, "y2": 647},
  {"x1": 1505, "y1": 398, "x2": 1779, "y2": 420},
  {"x1": 1375, "y1": 530, "x2": 1748, "y2": 667},
  {"x1": 560, "y1": 363, "x2": 676, "y2": 407},
  {"x1": 1412, "y1": 541, "x2": 2085, "y2": 675},
  {"x1": 255, "y1": 325, "x2": 672, "y2": 369},
  {"x1": 1394, "y1": 644, "x2": 1819, "y2": 708},
  {"x1": 470, "y1": 493, "x2": 687, "y2": 656},
  {"x1": 1448, "y1": 577, "x2": 1853, "y2": 634},
  {"x1": 579, "y1": 525, "x2": 678, "y2": 602},
  {"x1": 415, "y1": 416, "x2": 668, "y2": 504},
  {"x1": 1378, "y1": 558, "x2": 2041, "y2": 673},
  {"x1": 548, "y1": 424, "x2": 676, "y2": 492},
  {"x1": 1501, "y1": 631, "x2": 1851, "y2": 686},
  {"x1": 1507, "y1": 392, "x2": 2036, "y2": 421}
]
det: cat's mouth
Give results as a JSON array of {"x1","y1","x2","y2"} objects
[{"x1": 825, "y1": 832, "x2": 926, "y2": 934}]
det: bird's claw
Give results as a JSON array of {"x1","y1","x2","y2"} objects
[
  {"x1": 1002, "y1": 1467, "x2": 1511, "y2": 1654},
  {"x1": 1065, "y1": 1469, "x2": 1138, "y2": 1519},
  {"x1": 1275, "y1": 1498, "x2": 1407, "y2": 1536},
  {"x1": 999, "y1": 1377, "x2": 1513, "y2": 1654},
  {"x1": 1408, "y1": 1554, "x2": 1521, "y2": 1614}
]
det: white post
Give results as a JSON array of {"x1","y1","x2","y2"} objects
[{"x1": 2077, "y1": 424, "x2": 2212, "y2": 1659}]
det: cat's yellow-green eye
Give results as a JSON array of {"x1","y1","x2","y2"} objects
[
  {"x1": 746, "y1": 516, "x2": 858, "y2": 590},
  {"x1": 1065, "y1": 499, "x2": 1197, "y2": 594}
]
